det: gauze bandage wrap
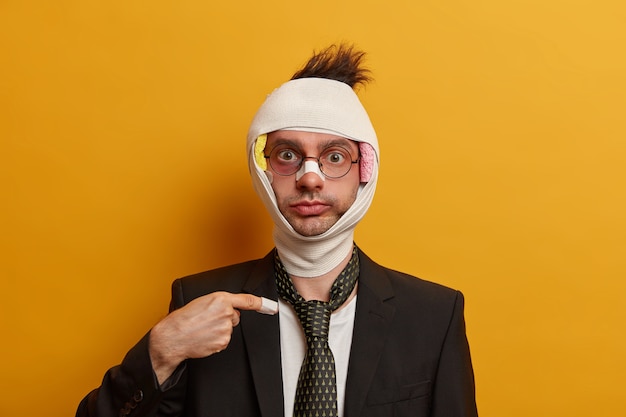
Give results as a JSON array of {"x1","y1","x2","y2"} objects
[{"x1": 247, "y1": 78, "x2": 379, "y2": 277}]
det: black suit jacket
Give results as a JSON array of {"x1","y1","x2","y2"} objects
[{"x1": 77, "y1": 249, "x2": 477, "y2": 417}]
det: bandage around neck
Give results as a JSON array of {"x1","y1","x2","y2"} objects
[{"x1": 247, "y1": 78, "x2": 379, "y2": 277}]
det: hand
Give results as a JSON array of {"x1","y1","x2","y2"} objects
[{"x1": 148, "y1": 292, "x2": 271, "y2": 385}]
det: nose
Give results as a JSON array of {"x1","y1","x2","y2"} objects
[
  {"x1": 296, "y1": 171, "x2": 325, "y2": 191},
  {"x1": 296, "y1": 161, "x2": 325, "y2": 190}
]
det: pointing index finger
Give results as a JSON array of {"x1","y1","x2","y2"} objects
[{"x1": 229, "y1": 294, "x2": 278, "y2": 315}]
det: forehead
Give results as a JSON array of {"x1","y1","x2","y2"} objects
[{"x1": 266, "y1": 130, "x2": 358, "y2": 151}]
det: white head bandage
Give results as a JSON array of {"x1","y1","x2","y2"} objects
[{"x1": 247, "y1": 78, "x2": 379, "y2": 277}]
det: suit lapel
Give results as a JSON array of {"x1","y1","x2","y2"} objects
[
  {"x1": 240, "y1": 251, "x2": 284, "y2": 417},
  {"x1": 344, "y1": 250, "x2": 395, "y2": 417}
]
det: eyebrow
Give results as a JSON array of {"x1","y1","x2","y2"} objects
[{"x1": 268, "y1": 137, "x2": 358, "y2": 152}]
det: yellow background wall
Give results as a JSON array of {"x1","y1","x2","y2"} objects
[{"x1": 2, "y1": 1, "x2": 625, "y2": 416}]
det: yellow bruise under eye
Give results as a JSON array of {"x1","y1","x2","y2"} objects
[{"x1": 254, "y1": 134, "x2": 268, "y2": 170}]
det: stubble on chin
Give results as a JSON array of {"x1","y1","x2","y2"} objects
[{"x1": 289, "y1": 216, "x2": 339, "y2": 237}]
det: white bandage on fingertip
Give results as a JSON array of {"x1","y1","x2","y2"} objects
[{"x1": 259, "y1": 297, "x2": 279, "y2": 315}]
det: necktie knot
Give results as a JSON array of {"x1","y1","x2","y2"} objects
[{"x1": 295, "y1": 300, "x2": 332, "y2": 340}]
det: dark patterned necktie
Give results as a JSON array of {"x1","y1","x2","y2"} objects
[{"x1": 275, "y1": 247, "x2": 360, "y2": 417}]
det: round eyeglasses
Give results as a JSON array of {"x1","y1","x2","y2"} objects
[{"x1": 264, "y1": 145, "x2": 360, "y2": 179}]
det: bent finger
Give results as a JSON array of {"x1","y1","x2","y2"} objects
[{"x1": 231, "y1": 310, "x2": 241, "y2": 327}]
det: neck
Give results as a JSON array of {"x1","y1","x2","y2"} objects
[
  {"x1": 273, "y1": 227, "x2": 356, "y2": 278},
  {"x1": 290, "y1": 250, "x2": 353, "y2": 302}
]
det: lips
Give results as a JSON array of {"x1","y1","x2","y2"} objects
[{"x1": 289, "y1": 200, "x2": 330, "y2": 216}]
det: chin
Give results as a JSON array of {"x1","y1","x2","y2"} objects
[
  {"x1": 297, "y1": 229, "x2": 326, "y2": 237},
  {"x1": 292, "y1": 220, "x2": 335, "y2": 237},
  {"x1": 282, "y1": 211, "x2": 342, "y2": 237}
]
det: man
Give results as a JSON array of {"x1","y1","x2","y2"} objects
[{"x1": 77, "y1": 44, "x2": 478, "y2": 417}]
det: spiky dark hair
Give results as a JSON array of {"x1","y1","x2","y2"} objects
[{"x1": 290, "y1": 43, "x2": 373, "y2": 90}]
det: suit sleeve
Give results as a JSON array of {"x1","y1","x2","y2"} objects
[
  {"x1": 75, "y1": 280, "x2": 188, "y2": 417},
  {"x1": 430, "y1": 291, "x2": 478, "y2": 417}
]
